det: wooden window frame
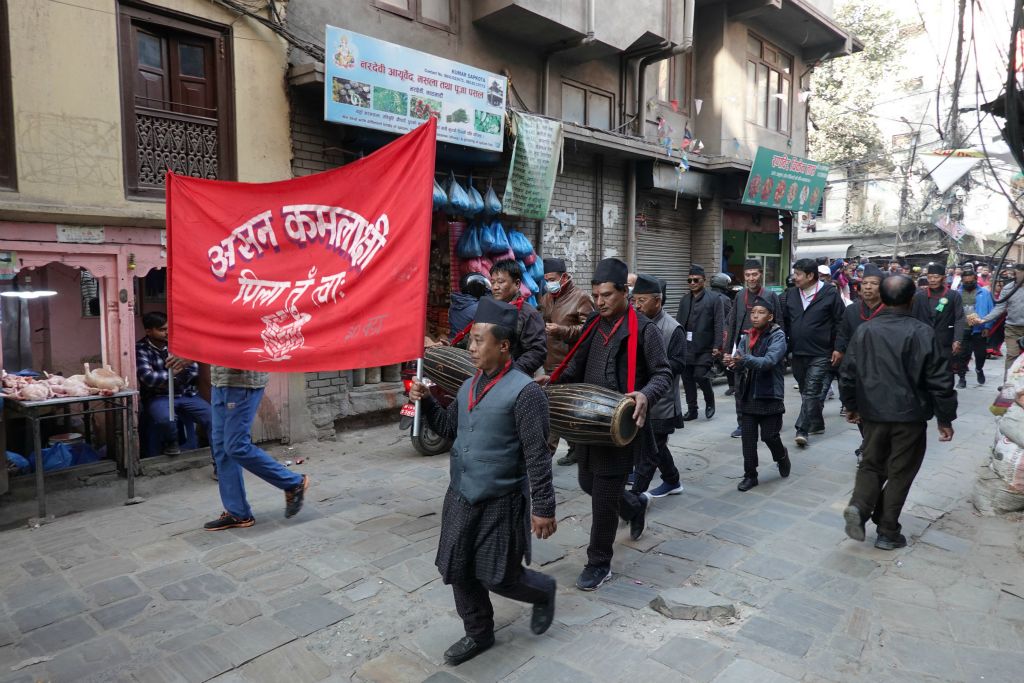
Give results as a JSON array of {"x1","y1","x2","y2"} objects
[
  {"x1": 374, "y1": 0, "x2": 459, "y2": 34},
  {"x1": 745, "y1": 32, "x2": 792, "y2": 134},
  {"x1": 655, "y1": 52, "x2": 693, "y2": 115},
  {"x1": 116, "y1": 0, "x2": 236, "y2": 200},
  {"x1": 0, "y1": 0, "x2": 16, "y2": 191},
  {"x1": 561, "y1": 79, "x2": 616, "y2": 131}
]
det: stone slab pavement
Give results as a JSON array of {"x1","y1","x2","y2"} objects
[{"x1": 1, "y1": 376, "x2": 1023, "y2": 682}]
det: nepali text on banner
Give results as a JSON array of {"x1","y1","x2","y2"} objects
[{"x1": 166, "y1": 119, "x2": 436, "y2": 372}]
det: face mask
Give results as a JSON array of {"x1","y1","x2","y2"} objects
[
  {"x1": 962, "y1": 282, "x2": 977, "y2": 291},
  {"x1": 545, "y1": 280, "x2": 562, "y2": 295}
]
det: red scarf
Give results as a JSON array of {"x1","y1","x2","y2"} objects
[
  {"x1": 451, "y1": 296, "x2": 525, "y2": 346},
  {"x1": 747, "y1": 326, "x2": 763, "y2": 350},
  {"x1": 467, "y1": 359, "x2": 513, "y2": 411},
  {"x1": 549, "y1": 307, "x2": 639, "y2": 392},
  {"x1": 859, "y1": 301, "x2": 885, "y2": 322}
]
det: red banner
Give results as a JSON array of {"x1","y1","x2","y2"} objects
[{"x1": 167, "y1": 118, "x2": 436, "y2": 372}]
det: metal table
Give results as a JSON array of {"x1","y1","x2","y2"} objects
[{"x1": 1, "y1": 391, "x2": 139, "y2": 523}]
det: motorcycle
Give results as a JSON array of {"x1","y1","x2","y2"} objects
[{"x1": 397, "y1": 360, "x2": 454, "y2": 456}]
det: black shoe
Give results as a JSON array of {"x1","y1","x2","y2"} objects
[
  {"x1": 531, "y1": 579, "x2": 556, "y2": 635},
  {"x1": 855, "y1": 447, "x2": 863, "y2": 464},
  {"x1": 285, "y1": 475, "x2": 310, "y2": 518},
  {"x1": 795, "y1": 431, "x2": 808, "y2": 448},
  {"x1": 843, "y1": 505, "x2": 866, "y2": 542},
  {"x1": 874, "y1": 533, "x2": 907, "y2": 550},
  {"x1": 777, "y1": 451, "x2": 791, "y2": 478},
  {"x1": 724, "y1": 387, "x2": 736, "y2": 396},
  {"x1": 630, "y1": 496, "x2": 648, "y2": 541},
  {"x1": 730, "y1": 427, "x2": 742, "y2": 438},
  {"x1": 957, "y1": 376, "x2": 967, "y2": 389},
  {"x1": 556, "y1": 451, "x2": 578, "y2": 466},
  {"x1": 575, "y1": 565, "x2": 612, "y2": 591},
  {"x1": 705, "y1": 405, "x2": 716, "y2": 420},
  {"x1": 737, "y1": 476, "x2": 758, "y2": 492},
  {"x1": 443, "y1": 634, "x2": 494, "y2": 666},
  {"x1": 683, "y1": 410, "x2": 698, "y2": 421},
  {"x1": 204, "y1": 512, "x2": 255, "y2": 531},
  {"x1": 977, "y1": 370, "x2": 986, "y2": 385}
]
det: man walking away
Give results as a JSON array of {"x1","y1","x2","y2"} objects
[
  {"x1": 410, "y1": 297, "x2": 557, "y2": 666},
  {"x1": 632, "y1": 274, "x2": 686, "y2": 499},
  {"x1": 676, "y1": 264, "x2": 725, "y2": 420},
  {"x1": 955, "y1": 266, "x2": 994, "y2": 387},
  {"x1": 840, "y1": 275, "x2": 956, "y2": 550},
  {"x1": 724, "y1": 297, "x2": 791, "y2": 491},
  {"x1": 204, "y1": 368, "x2": 309, "y2": 530},
  {"x1": 912, "y1": 262, "x2": 966, "y2": 380},
  {"x1": 728, "y1": 260, "x2": 784, "y2": 439},
  {"x1": 783, "y1": 259, "x2": 845, "y2": 448},
  {"x1": 539, "y1": 257, "x2": 596, "y2": 466},
  {"x1": 970, "y1": 263, "x2": 1024, "y2": 378}
]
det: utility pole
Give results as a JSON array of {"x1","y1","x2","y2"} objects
[{"x1": 894, "y1": 122, "x2": 920, "y2": 261}]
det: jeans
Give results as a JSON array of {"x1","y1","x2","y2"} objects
[
  {"x1": 791, "y1": 355, "x2": 830, "y2": 434},
  {"x1": 849, "y1": 420, "x2": 927, "y2": 536},
  {"x1": 146, "y1": 395, "x2": 212, "y2": 441},
  {"x1": 212, "y1": 386, "x2": 303, "y2": 520}
]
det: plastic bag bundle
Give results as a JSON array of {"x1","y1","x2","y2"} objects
[
  {"x1": 479, "y1": 221, "x2": 497, "y2": 253},
  {"x1": 523, "y1": 253, "x2": 536, "y2": 266},
  {"x1": 456, "y1": 224, "x2": 483, "y2": 258},
  {"x1": 527, "y1": 294, "x2": 538, "y2": 308},
  {"x1": 484, "y1": 182, "x2": 502, "y2": 216},
  {"x1": 509, "y1": 231, "x2": 534, "y2": 260},
  {"x1": 432, "y1": 178, "x2": 448, "y2": 212},
  {"x1": 527, "y1": 258, "x2": 545, "y2": 283},
  {"x1": 519, "y1": 262, "x2": 540, "y2": 294},
  {"x1": 519, "y1": 282, "x2": 531, "y2": 300},
  {"x1": 446, "y1": 171, "x2": 472, "y2": 216},
  {"x1": 465, "y1": 175, "x2": 485, "y2": 217},
  {"x1": 488, "y1": 221, "x2": 511, "y2": 254}
]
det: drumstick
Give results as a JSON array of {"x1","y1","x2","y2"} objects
[{"x1": 412, "y1": 357, "x2": 424, "y2": 438}]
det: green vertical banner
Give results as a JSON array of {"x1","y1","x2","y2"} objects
[
  {"x1": 741, "y1": 147, "x2": 829, "y2": 213},
  {"x1": 502, "y1": 112, "x2": 563, "y2": 219}
]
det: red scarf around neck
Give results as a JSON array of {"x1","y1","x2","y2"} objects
[{"x1": 549, "y1": 306, "x2": 639, "y2": 392}]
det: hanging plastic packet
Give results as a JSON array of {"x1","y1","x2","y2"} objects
[
  {"x1": 446, "y1": 170, "x2": 472, "y2": 216},
  {"x1": 466, "y1": 174, "x2": 485, "y2": 217},
  {"x1": 484, "y1": 180, "x2": 503, "y2": 216},
  {"x1": 489, "y1": 221, "x2": 511, "y2": 254},
  {"x1": 432, "y1": 177, "x2": 448, "y2": 212}
]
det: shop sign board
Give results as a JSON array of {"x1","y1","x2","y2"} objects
[
  {"x1": 741, "y1": 147, "x2": 829, "y2": 213},
  {"x1": 0, "y1": 251, "x2": 16, "y2": 280},
  {"x1": 502, "y1": 112, "x2": 563, "y2": 219},
  {"x1": 324, "y1": 25, "x2": 506, "y2": 152},
  {"x1": 56, "y1": 225, "x2": 104, "y2": 244}
]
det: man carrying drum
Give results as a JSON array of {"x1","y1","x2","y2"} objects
[
  {"x1": 545, "y1": 257, "x2": 672, "y2": 592},
  {"x1": 410, "y1": 297, "x2": 558, "y2": 666}
]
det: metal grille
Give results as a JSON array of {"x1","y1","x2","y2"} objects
[
  {"x1": 136, "y1": 112, "x2": 218, "y2": 188},
  {"x1": 636, "y1": 193, "x2": 694, "y2": 314}
]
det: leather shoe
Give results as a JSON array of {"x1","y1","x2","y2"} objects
[
  {"x1": 443, "y1": 634, "x2": 495, "y2": 666},
  {"x1": 531, "y1": 579, "x2": 557, "y2": 634},
  {"x1": 777, "y1": 450, "x2": 791, "y2": 478},
  {"x1": 956, "y1": 376, "x2": 967, "y2": 389},
  {"x1": 682, "y1": 410, "x2": 698, "y2": 421},
  {"x1": 737, "y1": 476, "x2": 758, "y2": 492},
  {"x1": 630, "y1": 495, "x2": 648, "y2": 541},
  {"x1": 843, "y1": 505, "x2": 866, "y2": 542},
  {"x1": 705, "y1": 405, "x2": 716, "y2": 420},
  {"x1": 977, "y1": 370, "x2": 986, "y2": 385},
  {"x1": 874, "y1": 533, "x2": 907, "y2": 550}
]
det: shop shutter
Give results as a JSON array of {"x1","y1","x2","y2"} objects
[{"x1": 636, "y1": 193, "x2": 693, "y2": 314}]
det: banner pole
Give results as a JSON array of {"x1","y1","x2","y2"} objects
[
  {"x1": 412, "y1": 357, "x2": 424, "y2": 437},
  {"x1": 166, "y1": 365, "x2": 180, "y2": 455}
]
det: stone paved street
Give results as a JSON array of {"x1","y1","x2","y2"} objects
[{"x1": 1, "y1": 378, "x2": 1023, "y2": 683}]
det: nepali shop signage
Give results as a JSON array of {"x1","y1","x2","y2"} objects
[
  {"x1": 502, "y1": 112, "x2": 564, "y2": 219},
  {"x1": 324, "y1": 26, "x2": 507, "y2": 152},
  {"x1": 166, "y1": 119, "x2": 436, "y2": 372},
  {"x1": 741, "y1": 147, "x2": 829, "y2": 213}
]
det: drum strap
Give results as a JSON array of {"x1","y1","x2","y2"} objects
[{"x1": 549, "y1": 308, "x2": 639, "y2": 393}]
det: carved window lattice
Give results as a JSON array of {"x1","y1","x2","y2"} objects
[{"x1": 136, "y1": 112, "x2": 218, "y2": 188}]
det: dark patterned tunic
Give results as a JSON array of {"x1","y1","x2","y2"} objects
[{"x1": 423, "y1": 371, "x2": 553, "y2": 585}]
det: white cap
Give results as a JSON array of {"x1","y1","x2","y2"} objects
[{"x1": 818, "y1": 265, "x2": 830, "y2": 276}]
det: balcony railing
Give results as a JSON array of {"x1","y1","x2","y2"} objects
[{"x1": 135, "y1": 109, "x2": 219, "y2": 190}]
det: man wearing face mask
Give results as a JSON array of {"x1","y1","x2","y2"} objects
[
  {"x1": 953, "y1": 266, "x2": 994, "y2": 387},
  {"x1": 539, "y1": 257, "x2": 596, "y2": 465}
]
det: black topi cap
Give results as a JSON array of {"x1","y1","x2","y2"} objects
[
  {"x1": 861, "y1": 264, "x2": 884, "y2": 280},
  {"x1": 926, "y1": 262, "x2": 945, "y2": 275},
  {"x1": 592, "y1": 258, "x2": 629, "y2": 286},
  {"x1": 543, "y1": 257, "x2": 566, "y2": 274},
  {"x1": 689, "y1": 264, "x2": 706, "y2": 277},
  {"x1": 743, "y1": 259, "x2": 762, "y2": 271},
  {"x1": 633, "y1": 274, "x2": 661, "y2": 296},
  {"x1": 751, "y1": 296, "x2": 774, "y2": 311},
  {"x1": 474, "y1": 296, "x2": 518, "y2": 331}
]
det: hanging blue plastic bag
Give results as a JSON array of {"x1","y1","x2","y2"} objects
[
  {"x1": 508, "y1": 231, "x2": 529, "y2": 259},
  {"x1": 484, "y1": 182, "x2": 502, "y2": 216},
  {"x1": 466, "y1": 175, "x2": 485, "y2": 217},
  {"x1": 432, "y1": 177, "x2": 448, "y2": 212},
  {"x1": 456, "y1": 223, "x2": 483, "y2": 258},
  {"x1": 446, "y1": 171, "x2": 472, "y2": 216},
  {"x1": 528, "y1": 258, "x2": 545, "y2": 283},
  {"x1": 488, "y1": 221, "x2": 511, "y2": 254},
  {"x1": 518, "y1": 261, "x2": 540, "y2": 295},
  {"x1": 527, "y1": 294, "x2": 538, "y2": 307},
  {"x1": 479, "y1": 221, "x2": 499, "y2": 253}
]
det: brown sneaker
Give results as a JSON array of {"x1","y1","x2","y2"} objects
[
  {"x1": 285, "y1": 475, "x2": 310, "y2": 518},
  {"x1": 204, "y1": 512, "x2": 255, "y2": 531}
]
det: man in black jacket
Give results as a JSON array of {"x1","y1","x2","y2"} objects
[
  {"x1": 676, "y1": 264, "x2": 725, "y2": 420},
  {"x1": 783, "y1": 258, "x2": 846, "y2": 448},
  {"x1": 487, "y1": 259, "x2": 548, "y2": 377},
  {"x1": 840, "y1": 275, "x2": 957, "y2": 550},
  {"x1": 728, "y1": 259, "x2": 784, "y2": 439},
  {"x1": 911, "y1": 262, "x2": 966, "y2": 377}
]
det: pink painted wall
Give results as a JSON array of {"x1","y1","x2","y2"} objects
[{"x1": 25, "y1": 263, "x2": 102, "y2": 376}]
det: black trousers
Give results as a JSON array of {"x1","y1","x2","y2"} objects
[
  {"x1": 740, "y1": 412, "x2": 786, "y2": 478},
  {"x1": 683, "y1": 363, "x2": 715, "y2": 411},
  {"x1": 632, "y1": 430, "x2": 680, "y2": 493},
  {"x1": 451, "y1": 566, "x2": 553, "y2": 639},
  {"x1": 578, "y1": 457, "x2": 643, "y2": 568},
  {"x1": 849, "y1": 420, "x2": 927, "y2": 537},
  {"x1": 952, "y1": 334, "x2": 988, "y2": 377},
  {"x1": 791, "y1": 355, "x2": 830, "y2": 433}
]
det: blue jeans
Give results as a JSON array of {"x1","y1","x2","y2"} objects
[
  {"x1": 212, "y1": 386, "x2": 302, "y2": 519},
  {"x1": 147, "y1": 395, "x2": 212, "y2": 437}
]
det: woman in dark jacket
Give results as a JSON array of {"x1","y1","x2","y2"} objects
[{"x1": 725, "y1": 297, "x2": 791, "y2": 491}]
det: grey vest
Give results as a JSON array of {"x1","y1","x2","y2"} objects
[
  {"x1": 649, "y1": 311, "x2": 682, "y2": 422},
  {"x1": 450, "y1": 368, "x2": 533, "y2": 504}
]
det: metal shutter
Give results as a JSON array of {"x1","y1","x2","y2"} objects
[{"x1": 636, "y1": 193, "x2": 694, "y2": 313}]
